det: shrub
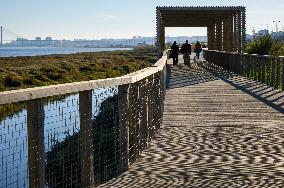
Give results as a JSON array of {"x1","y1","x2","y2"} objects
[
  {"x1": 269, "y1": 42, "x2": 284, "y2": 56},
  {"x1": 4, "y1": 73, "x2": 23, "y2": 87},
  {"x1": 246, "y1": 35, "x2": 284, "y2": 56}
]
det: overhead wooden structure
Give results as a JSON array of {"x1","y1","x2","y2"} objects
[{"x1": 156, "y1": 6, "x2": 246, "y2": 56}]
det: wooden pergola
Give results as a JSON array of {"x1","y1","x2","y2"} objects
[{"x1": 156, "y1": 6, "x2": 246, "y2": 56}]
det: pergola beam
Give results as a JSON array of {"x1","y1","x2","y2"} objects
[{"x1": 156, "y1": 6, "x2": 246, "y2": 57}]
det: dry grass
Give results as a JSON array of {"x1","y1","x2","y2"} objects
[{"x1": 0, "y1": 47, "x2": 158, "y2": 92}]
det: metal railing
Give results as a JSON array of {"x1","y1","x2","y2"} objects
[
  {"x1": 0, "y1": 56, "x2": 167, "y2": 187},
  {"x1": 204, "y1": 50, "x2": 284, "y2": 90}
]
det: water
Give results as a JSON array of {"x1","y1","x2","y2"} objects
[
  {"x1": 0, "y1": 47, "x2": 132, "y2": 57},
  {"x1": 0, "y1": 87, "x2": 119, "y2": 187}
]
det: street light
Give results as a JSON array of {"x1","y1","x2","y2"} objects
[
  {"x1": 272, "y1": 21, "x2": 281, "y2": 39},
  {"x1": 273, "y1": 20, "x2": 281, "y2": 32}
]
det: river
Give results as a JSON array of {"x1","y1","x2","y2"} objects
[{"x1": 0, "y1": 47, "x2": 132, "y2": 57}]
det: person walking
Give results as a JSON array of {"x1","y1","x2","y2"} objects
[
  {"x1": 194, "y1": 40, "x2": 202, "y2": 59},
  {"x1": 170, "y1": 41, "x2": 179, "y2": 66},
  {"x1": 180, "y1": 40, "x2": 191, "y2": 66}
]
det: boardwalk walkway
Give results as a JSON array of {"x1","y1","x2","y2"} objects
[{"x1": 99, "y1": 56, "x2": 284, "y2": 188}]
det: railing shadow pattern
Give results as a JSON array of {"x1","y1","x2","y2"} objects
[
  {"x1": 98, "y1": 64, "x2": 284, "y2": 188},
  {"x1": 203, "y1": 53, "x2": 284, "y2": 114}
]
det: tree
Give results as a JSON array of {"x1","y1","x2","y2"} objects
[{"x1": 246, "y1": 35, "x2": 284, "y2": 56}]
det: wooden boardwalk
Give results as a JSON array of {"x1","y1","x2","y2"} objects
[{"x1": 99, "y1": 57, "x2": 284, "y2": 188}]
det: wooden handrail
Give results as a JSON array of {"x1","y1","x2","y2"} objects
[{"x1": 0, "y1": 56, "x2": 167, "y2": 104}]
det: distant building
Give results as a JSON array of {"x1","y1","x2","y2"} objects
[
  {"x1": 137, "y1": 41, "x2": 148, "y2": 47},
  {"x1": 46, "y1": 37, "x2": 52, "y2": 41},
  {"x1": 272, "y1": 31, "x2": 284, "y2": 41},
  {"x1": 35, "y1": 37, "x2": 41, "y2": 41},
  {"x1": 255, "y1": 29, "x2": 269, "y2": 37}
]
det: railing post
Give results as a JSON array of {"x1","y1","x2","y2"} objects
[
  {"x1": 128, "y1": 83, "x2": 139, "y2": 163},
  {"x1": 276, "y1": 58, "x2": 280, "y2": 89},
  {"x1": 282, "y1": 57, "x2": 284, "y2": 91},
  {"x1": 252, "y1": 55, "x2": 257, "y2": 81},
  {"x1": 257, "y1": 56, "x2": 261, "y2": 82},
  {"x1": 271, "y1": 58, "x2": 276, "y2": 88},
  {"x1": 237, "y1": 53, "x2": 242, "y2": 74},
  {"x1": 138, "y1": 78, "x2": 149, "y2": 151},
  {"x1": 118, "y1": 84, "x2": 130, "y2": 173},
  {"x1": 265, "y1": 56, "x2": 270, "y2": 85},
  {"x1": 246, "y1": 55, "x2": 250, "y2": 79},
  {"x1": 153, "y1": 72, "x2": 161, "y2": 131},
  {"x1": 240, "y1": 54, "x2": 244, "y2": 76},
  {"x1": 27, "y1": 99, "x2": 45, "y2": 188},
  {"x1": 261, "y1": 56, "x2": 267, "y2": 83},
  {"x1": 79, "y1": 90, "x2": 95, "y2": 187},
  {"x1": 148, "y1": 74, "x2": 154, "y2": 141}
]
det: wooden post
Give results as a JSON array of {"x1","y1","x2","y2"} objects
[
  {"x1": 246, "y1": 55, "x2": 250, "y2": 79},
  {"x1": 282, "y1": 58, "x2": 284, "y2": 91},
  {"x1": 257, "y1": 56, "x2": 261, "y2": 82},
  {"x1": 276, "y1": 58, "x2": 280, "y2": 89},
  {"x1": 79, "y1": 90, "x2": 95, "y2": 187},
  {"x1": 128, "y1": 83, "x2": 139, "y2": 164},
  {"x1": 223, "y1": 16, "x2": 233, "y2": 52},
  {"x1": 147, "y1": 75, "x2": 154, "y2": 141},
  {"x1": 207, "y1": 25, "x2": 214, "y2": 50},
  {"x1": 253, "y1": 56, "x2": 257, "y2": 81},
  {"x1": 261, "y1": 57, "x2": 266, "y2": 83},
  {"x1": 27, "y1": 99, "x2": 45, "y2": 188},
  {"x1": 216, "y1": 20, "x2": 222, "y2": 51},
  {"x1": 118, "y1": 84, "x2": 130, "y2": 173},
  {"x1": 139, "y1": 78, "x2": 149, "y2": 150},
  {"x1": 241, "y1": 9, "x2": 246, "y2": 52},
  {"x1": 266, "y1": 58, "x2": 271, "y2": 86},
  {"x1": 237, "y1": 11, "x2": 242, "y2": 53},
  {"x1": 156, "y1": 9, "x2": 161, "y2": 57},
  {"x1": 271, "y1": 58, "x2": 276, "y2": 88}
]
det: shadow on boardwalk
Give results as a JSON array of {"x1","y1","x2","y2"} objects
[
  {"x1": 203, "y1": 63, "x2": 284, "y2": 114},
  {"x1": 99, "y1": 61, "x2": 284, "y2": 188}
]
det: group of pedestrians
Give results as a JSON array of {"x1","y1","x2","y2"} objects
[{"x1": 170, "y1": 40, "x2": 203, "y2": 66}]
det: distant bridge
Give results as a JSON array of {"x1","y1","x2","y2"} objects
[{"x1": 0, "y1": 25, "x2": 26, "y2": 46}]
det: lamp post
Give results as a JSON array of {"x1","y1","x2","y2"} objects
[
  {"x1": 273, "y1": 20, "x2": 281, "y2": 38},
  {"x1": 0, "y1": 26, "x2": 2, "y2": 46}
]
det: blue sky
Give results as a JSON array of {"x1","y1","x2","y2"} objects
[{"x1": 1, "y1": 0, "x2": 284, "y2": 39}]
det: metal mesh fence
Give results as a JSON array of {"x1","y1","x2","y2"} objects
[{"x1": 0, "y1": 66, "x2": 166, "y2": 187}]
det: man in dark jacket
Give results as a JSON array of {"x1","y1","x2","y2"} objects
[
  {"x1": 171, "y1": 41, "x2": 179, "y2": 66},
  {"x1": 180, "y1": 40, "x2": 191, "y2": 66}
]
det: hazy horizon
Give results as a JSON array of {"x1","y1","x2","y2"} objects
[{"x1": 1, "y1": 0, "x2": 284, "y2": 40}]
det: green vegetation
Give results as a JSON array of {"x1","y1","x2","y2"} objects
[
  {"x1": 0, "y1": 46, "x2": 158, "y2": 92},
  {"x1": 0, "y1": 102, "x2": 26, "y2": 121},
  {"x1": 0, "y1": 46, "x2": 158, "y2": 121},
  {"x1": 243, "y1": 36, "x2": 284, "y2": 91},
  {"x1": 246, "y1": 35, "x2": 284, "y2": 56}
]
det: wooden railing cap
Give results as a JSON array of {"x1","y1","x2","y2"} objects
[{"x1": 0, "y1": 56, "x2": 167, "y2": 104}]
